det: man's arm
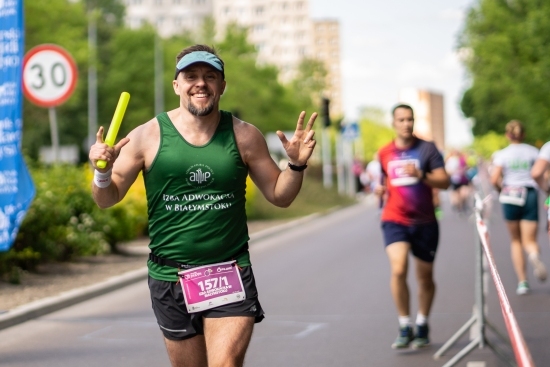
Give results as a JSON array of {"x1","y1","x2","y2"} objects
[
  {"x1": 531, "y1": 158, "x2": 550, "y2": 194},
  {"x1": 89, "y1": 124, "x2": 145, "y2": 208},
  {"x1": 236, "y1": 111, "x2": 317, "y2": 208},
  {"x1": 424, "y1": 167, "x2": 450, "y2": 189}
]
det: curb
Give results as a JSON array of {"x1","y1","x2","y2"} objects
[
  {"x1": 0, "y1": 267, "x2": 148, "y2": 331},
  {"x1": 0, "y1": 206, "x2": 344, "y2": 331}
]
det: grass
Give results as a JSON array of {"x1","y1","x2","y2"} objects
[{"x1": 248, "y1": 164, "x2": 358, "y2": 220}]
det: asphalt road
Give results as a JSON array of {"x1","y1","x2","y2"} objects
[{"x1": 1, "y1": 193, "x2": 549, "y2": 367}]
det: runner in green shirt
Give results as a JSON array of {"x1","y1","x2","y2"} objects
[{"x1": 88, "y1": 44, "x2": 317, "y2": 367}]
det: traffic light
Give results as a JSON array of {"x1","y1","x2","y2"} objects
[{"x1": 321, "y1": 97, "x2": 331, "y2": 127}]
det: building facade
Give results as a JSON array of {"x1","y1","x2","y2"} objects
[
  {"x1": 398, "y1": 88, "x2": 445, "y2": 151},
  {"x1": 123, "y1": 0, "x2": 213, "y2": 38},
  {"x1": 312, "y1": 19, "x2": 342, "y2": 117},
  {"x1": 213, "y1": 0, "x2": 313, "y2": 83}
]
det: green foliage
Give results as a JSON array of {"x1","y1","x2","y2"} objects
[
  {"x1": 459, "y1": 0, "x2": 550, "y2": 141},
  {"x1": 290, "y1": 58, "x2": 328, "y2": 113},
  {"x1": 22, "y1": 8, "x2": 320, "y2": 159},
  {"x1": 101, "y1": 26, "x2": 157, "y2": 137},
  {"x1": 469, "y1": 131, "x2": 508, "y2": 159},
  {"x1": 0, "y1": 164, "x2": 147, "y2": 277},
  {"x1": 357, "y1": 107, "x2": 394, "y2": 161},
  {"x1": 13, "y1": 164, "x2": 108, "y2": 262},
  {"x1": 247, "y1": 164, "x2": 356, "y2": 220}
]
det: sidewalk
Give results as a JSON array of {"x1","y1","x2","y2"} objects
[{"x1": 0, "y1": 214, "x2": 324, "y2": 331}]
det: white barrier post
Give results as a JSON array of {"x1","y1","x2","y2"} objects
[{"x1": 433, "y1": 194, "x2": 516, "y2": 367}]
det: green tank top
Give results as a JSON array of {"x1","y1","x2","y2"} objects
[{"x1": 145, "y1": 110, "x2": 250, "y2": 281}]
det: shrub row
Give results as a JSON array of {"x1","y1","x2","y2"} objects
[{"x1": 0, "y1": 164, "x2": 148, "y2": 281}]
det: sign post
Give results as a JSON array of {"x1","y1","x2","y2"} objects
[
  {"x1": 341, "y1": 122, "x2": 359, "y2": 196},
  {"x1": 0, "y1": 0, "x2": 36, "y2": 252},
  {"x1": 22, "y1": 44, "x2": 78, "y2": 162}
]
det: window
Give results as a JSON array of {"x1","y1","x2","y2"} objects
[
  {"x1": 256, "y1": 43, "x2": 266, "y2": 52},
  {"x1": 254, "y1": 24, "x2": 265, "y2": 33}
]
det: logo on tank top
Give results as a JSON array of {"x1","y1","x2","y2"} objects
[{"x1": 186, "y1": 163, "x2": 214, "y2": 188}]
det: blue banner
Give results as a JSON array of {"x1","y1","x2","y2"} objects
[{"x1": 0, "y1": 0, "x2": 35, "y2": 252}]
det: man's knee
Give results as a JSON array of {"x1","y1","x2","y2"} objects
[{"x1": 391, "y1": 267, "x2": 408, "y2": 280}]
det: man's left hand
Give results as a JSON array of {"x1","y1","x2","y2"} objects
[{"x1": 276, "y1": 111, "x2": 317, "y2": 166}]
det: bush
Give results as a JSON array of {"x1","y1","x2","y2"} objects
[{"x1": 0, "y1": 163, "x2": 148, "y2": 278}]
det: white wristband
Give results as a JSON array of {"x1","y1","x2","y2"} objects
[{"x1": 94, "y1": 169, "x2": 112, "y2": 188}]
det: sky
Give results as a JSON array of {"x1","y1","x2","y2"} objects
[{"x1": 310, "y1": 0, "x2": 476, "y2": 148}]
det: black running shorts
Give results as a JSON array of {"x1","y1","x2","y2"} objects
[
  {"x1": 381, "y1": 221, "x2": 439, "y2": 263},
  {"x1": 148, "y1": 266, "x2": 265, "y2": 341}
]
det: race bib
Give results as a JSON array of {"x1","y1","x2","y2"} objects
[
  {"x1": 178, "y1": 260, "x2": 246, "y2": 313},
  {"x1": 499, "y1": 186, "x2": 527, "y2": 206},
  {"x1": 387, "y1": 159, "x2": 420, "y2": 186}
]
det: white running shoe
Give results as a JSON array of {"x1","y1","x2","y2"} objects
[
  {"x1": 516, "y1": 281, "x2": 530, "y2": 295},
  {"x1": 529, "y1": 253, "x2": 547, "y2": 282}
]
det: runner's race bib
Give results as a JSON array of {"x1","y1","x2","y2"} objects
[
  {"x1": 499, "y1": 186, "x2": 527, "y2": 206},
  {"x1": 387, "y1": 159, "x2": 421, "y2": 186},
  {"x1": 178, "y1": 260, "x2": 246, "y2": 313}
]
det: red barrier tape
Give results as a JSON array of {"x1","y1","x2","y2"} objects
[{"x1": 475, "y1": 212, "x2": 536, "y2": 367}]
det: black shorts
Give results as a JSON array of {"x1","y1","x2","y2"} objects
[
  {"x1": 450, "y1": 182, "x2": 466, "y2": 191},
  {"x1": 501, "y1": 187, "x2": 539, "y2": 221},
  {"x1": 381, "y1": 221, "x2": 439, "y2": 263},
  {"x1": 148, "y1": 266, "x2": 265, "y2": 341}
]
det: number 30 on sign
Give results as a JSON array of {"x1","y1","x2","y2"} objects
[{"x1": 22, "y1": 44, "x2": 78, "y2": 108}]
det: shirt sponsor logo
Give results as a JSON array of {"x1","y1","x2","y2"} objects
[{"x1": 186, "y1": 163, "x2": 214, "y2": 188}]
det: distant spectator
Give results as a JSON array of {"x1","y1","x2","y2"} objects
[
  {"x1": 366, "y1": 153, "x2": 382, "y2": 194},
  {"x1": 445, "y1": 149, "x2": 471, "y2": 214}
]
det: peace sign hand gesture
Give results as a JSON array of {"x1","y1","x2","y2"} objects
[{"x1": 276, "y1": 111, "x2": 318, "y2": 166}]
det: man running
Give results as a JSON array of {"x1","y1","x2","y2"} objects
[
  {"x1": 88, "y1": 44, "x2": 317, "y2": 367},
  {"x1": 374, "y1": 104, "x2": 450, "y2": 349}
]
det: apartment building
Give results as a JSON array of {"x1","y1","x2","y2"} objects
[
  {"x1": 312, "y1": 19, "x2": 342, "y2": 117},
  {"x1": 123, "y1": 0, "x2": 213, "y2": 38},
  {"x1": 214, "y1": 0, "x2": 312, "y2": 82},
  {"x1": 398, "y1": 88, "x2": 445, "y2": 151}
]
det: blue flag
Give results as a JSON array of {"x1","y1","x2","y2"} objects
[{"x1": 0, "y1": 0, "x2": 35, "y2": 252}]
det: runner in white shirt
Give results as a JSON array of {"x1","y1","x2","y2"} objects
[
  {"x1": 490, "y1": 120, "x2": 547, "y2": 295},
  {"x1": 531, "y1": 141, "x2": 550, "y2": 195}
]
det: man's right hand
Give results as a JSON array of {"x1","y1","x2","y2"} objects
[
  {"x1": 89, "y1": 126, "x2": 130, "y2": 171},
  {"x1": 374, "y1": 184, "x2": 386, "y2": 197}
]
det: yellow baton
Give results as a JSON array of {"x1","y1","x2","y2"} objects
[{"x1": 97, "y1": 92, "x2": 130, "y2": 169}]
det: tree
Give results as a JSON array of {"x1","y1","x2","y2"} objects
[
  {"x1": 23, "y1": 0, "x2": 127, "y2": 161},
  {"x1": 470, "y1": 131, "x2": 508, "y2": 160},
  {"x1": 290, "y1": 58, "x2": 328, "y2": 114},
  {"x1": 459, "y1": 0, "x2": 550, "y2": 142},
  {"x1": 22, "y1": 5, "x2": 322, "y2": 160},
  {"x1": 358, "y1": 107, "x2": 394, "y2": 161}
]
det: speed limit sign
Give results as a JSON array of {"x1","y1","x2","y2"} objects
[{"x1": 22, "y1": 44, "x2": 78, "y2": 108}]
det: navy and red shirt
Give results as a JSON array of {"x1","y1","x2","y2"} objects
[{"x1": 378, "y1": 138, "x2": 444, "y2": 226}]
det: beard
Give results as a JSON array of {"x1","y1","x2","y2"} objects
[{"x1": 187, "y1": 99, "x2": 216, "y2": 117}]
